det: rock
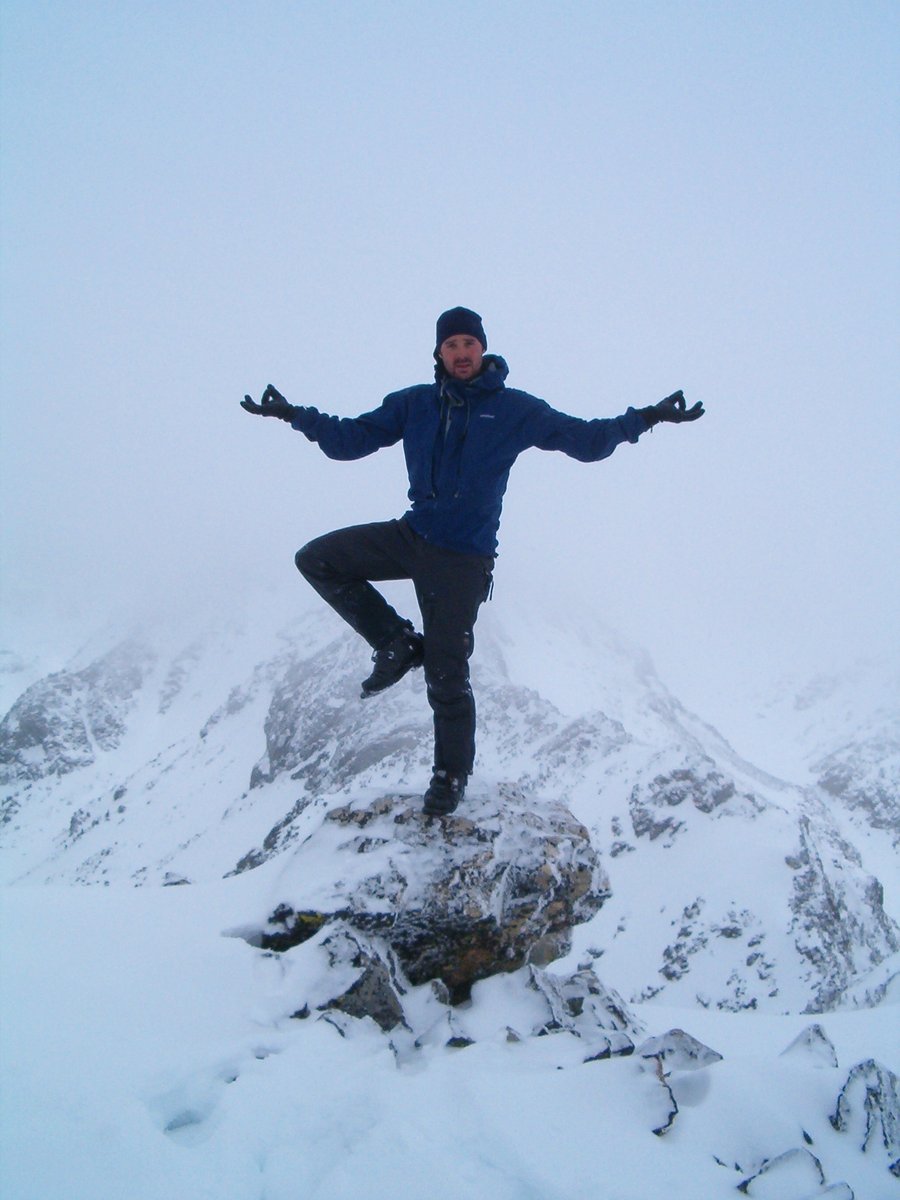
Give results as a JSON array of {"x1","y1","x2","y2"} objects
[
  {"x1": 471, "y1": 965, "x2": 639, "y2": 1053},
  {"x1": 268, "y1": 921, "x2": 409, "y2": 1035},
  {"x1": 634, "y1": 1028, "x2": 723, "y2": 1073},
  {"x1": 737, "y1": 1147, "x2": 826, "y2": 1197},
  {"x1": 252, "y1": 787, "x2": 609, "y2": 1002},
  {"x1": 312, "y1": 924, "x2": 408, "y2": 1033},
  {"x1": 830, "y1": 1058, "x2": 900, "y2": 1176},
  {"x1": 814, "y1": 732, "x2": 900, "y2": 847},
  {"x1": 628, "y1": 758, "x2": 763, "y2": 846},
  {"x1": 788, "y1": 814, "x2": 900, "y2": 1011},
  {"x1": 779, "y1": 1023, "x2": 838, "y2": 1068},
  {"x1": 0, "y1": 637, "x2": 154, "y2": 790},
  {"x1": 250, "y1": 919, "x2": 643, "y2": 1058}
]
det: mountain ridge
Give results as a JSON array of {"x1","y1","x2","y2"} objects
[{"x1": 1, "y1": 602, "x2": 896, "y2": 1017}]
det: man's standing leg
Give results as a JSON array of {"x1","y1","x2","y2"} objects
[{"x1": 412, "y1": 537, "x2": 493, "y2": 813}]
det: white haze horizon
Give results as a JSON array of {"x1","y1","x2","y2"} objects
[{"x1": 1, "y1": 2, "x2": 898, "y2": 731}]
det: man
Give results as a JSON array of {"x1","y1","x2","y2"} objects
[{"x1": 242, "y1": 306, "x2": 704, "y2": 816}]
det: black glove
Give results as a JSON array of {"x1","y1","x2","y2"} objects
[
  {"x1": 640, "y1": 390, "x2": 705, "y2": 427},
  {"x1": 240, "y1": 384, "x2": 295, "y2": 421}
]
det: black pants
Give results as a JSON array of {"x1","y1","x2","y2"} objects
[{"x1": 295, "y1": 518, "x2": 493, "y2": 775}]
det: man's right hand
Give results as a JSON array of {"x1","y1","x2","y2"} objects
[
  {"x1": 651, "y1": 390, "x2": 705, "y2": 423},
  {"x1": 241, "y1": 384, "x2": 295, "y2": 420}
]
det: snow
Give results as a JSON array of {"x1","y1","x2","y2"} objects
[
  {"x1": 1, "y1": 600, "x2": 897, "y2": 1198},
  {"x1": 1, "y1": 875, "x2": 897, "y2": 1200}
]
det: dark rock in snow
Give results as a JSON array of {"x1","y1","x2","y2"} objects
[
  {"x1": 628, "y1": 758, "x2": 763, "y2": 845},
  {"x1": 253, "y1": 787, "x2": 608, "y2": 1002},
  {"x1": 313, "y1": 924, "x2": 408, "y2": 1033},
  {"x1": 830, "y1": 1058, "x2": 900, "y2": 1177},
  {"x1": 248, "y1": 914, "x2": 645, "y2": 1063}
]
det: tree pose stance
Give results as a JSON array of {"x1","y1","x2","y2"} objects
[{"x1": 242, "y1": 307, "x2": 704, "y2": 815}]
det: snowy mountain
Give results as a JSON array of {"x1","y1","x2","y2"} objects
[
  {"x1": 1, "y1": 600, "x2": 898, "y2": 1198},
  {"x1": 1, "y1": 602, "x2": 897, "y2": 1015}
]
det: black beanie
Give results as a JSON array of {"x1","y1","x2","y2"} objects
[{"x1": 434, "y1": 306, "x2": 487, "y2": 353}]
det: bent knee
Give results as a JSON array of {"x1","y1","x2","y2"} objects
[{"x1": 294, "y1": 543, "x2": 322, "y2": 579}]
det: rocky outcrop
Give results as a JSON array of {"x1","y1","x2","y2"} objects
[
  {"x1": 635, "y1": 1028, "x2": 723, "y2": 1073},
  {"x1": 830, "y1": 1058, "x2": 900, "y2": 1178},
  {"x1": 629, "y1": 756, "x2": 765, "y2": 846},
  {"x1": 814, "y1": 734, "x2": 900, "y2": 847},
  {"x1": 241, "y1": 787, "x2": 608, "y2": 1002},
  {"x1": 0, "y1": 638, "x2": 154, "y2": 793},
  {"x1": 788, "y1": 813, "x2": 900, "y2": 1010},
  {"x1": 273, "y1": 919, "x2": 639, "y2": 1048}
]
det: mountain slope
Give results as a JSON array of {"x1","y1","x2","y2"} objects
[{"x1": 1, "y1": 602, "x2": 896, "y2": 1014}]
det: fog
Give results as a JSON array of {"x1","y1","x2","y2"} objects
[{"x1": 2, "y1": 1, "x2": 898, "y2": 718}]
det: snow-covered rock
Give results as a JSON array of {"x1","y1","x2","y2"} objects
[
  {"x1": 0, "y1": 637, "x2": 155, "y2": 789},
  {"x1": 830, "y1": 1058, "x2": 900, "y2": 1177},
  {"x1": 238, "y1": 787, "x2": 607, "y2": 1001},
  {"x1": 635, "y1": 1027, "x2": 723, "y2": 1073},
  {"x1": 779, "y1": 1023, "x2": 839, "y2": 1069},
  {"x1": 736, "y1": 1147, "x2": 842, "y2": 1198}
]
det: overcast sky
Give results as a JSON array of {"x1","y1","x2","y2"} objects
[{"x1": 1, "y1": 0, "x2": 898, "y2": 715}]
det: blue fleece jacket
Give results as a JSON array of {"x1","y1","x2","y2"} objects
[{"x1": 288, "y1": 355, "x2": 649, "y2": 556}]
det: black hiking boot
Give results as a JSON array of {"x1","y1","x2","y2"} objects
[
  {"x1": 360, "y1": 626, "x2": 424, "y2": 698},
  {"x1": 423, "y1": 769, "x2": 467, "y2": 816}
]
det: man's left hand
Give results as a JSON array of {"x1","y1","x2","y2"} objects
[{"x1": 240, "y1": 384, "x2": 295, "y2": 420}]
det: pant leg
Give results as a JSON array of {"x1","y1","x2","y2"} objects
[
  {"x1": 412, "y1": 540, "x2": 494, "y2": 775},
  {"x1": 295, "y1": 519, "x2": 417, "y2": 649}
]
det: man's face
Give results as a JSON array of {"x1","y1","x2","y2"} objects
[{"x1": 439, "y1": 335, "x2": 484, "y2": 381}]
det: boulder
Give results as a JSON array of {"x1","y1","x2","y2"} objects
[
  {"x1": 635, "y1": 1028, "x2": 723, "y2": 1073},
  {"x1": 830, "y1": 1058, "x2": 900, "y2": 1177},
  {"x1": 250, "y1": 785, "x2": 609, "y2": 1002},
  {"x1": 779, "y1": 1022, "x2": 839, "y2": 1068}
]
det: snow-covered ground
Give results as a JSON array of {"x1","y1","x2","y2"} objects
[
  {"x1": 1, "y1": 598, "x2": 897, "y2": 1198},
  {"x1": 2, "y1": 874, "x2": 897, "y2": 1200}
]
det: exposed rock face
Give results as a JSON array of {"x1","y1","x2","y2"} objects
[
  {"x1": 814, "y1": 735, "x2": 900, "y2": 847},
  {"x1": 247, "y1": 787, "x2": 608, "y2": 1002},
  {"x1": 635, "y1": 1028, "x2": 723, "y2": 1073},
  {"x1": 248, "y1": 637, "x2": 431, "y2": 792},
  {"x1": 788, "y1": 812, "x2": 900, "y2": 1011},
  {"x1": 0, "y1": 638, "x2": 154, "y2": 794},
  {"x1": 628, "y1": 756, "x2": 764, "y2": 845}
]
